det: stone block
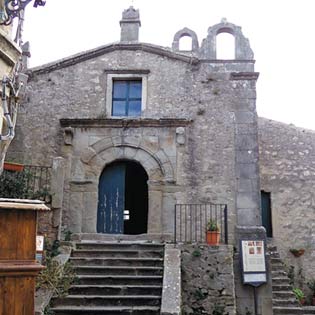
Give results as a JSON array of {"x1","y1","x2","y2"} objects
[
  {"x1": 236, "y1": 149, "x2": 258, "y2": 163},
  {"x1": 81, "y1": 147, "x2": 97, "y2": 164},
  {"x1": 237, "y1": 163, "x2": 259, "y2": 179},
  {"x1": 140, "y1": 135, "x2": 160, "y2": 153},
  {"x1": 237, "y1": 192, "x2": 258, "y2": 209},
  {"x1": 236, "y1": 134, "x2": 258, "y2": 150},
  {"x1": 68, "y1": 192, "x2": 83, "y2": 233},
  {"x1": 161, "y1": 245, "x2": 181, "y2": 315},
  {"x1": 234, "y1": 111, "x2": 255, "y2": 124},
  {"x1": 91, "y1": 137, "x2": 113, "y2": 153},
  {"x1": 236, "y1": 208, "x2": 260, "y2": 226},
  {"x1": 82, "y1": 192, "x2": 98, "y2": 233}
]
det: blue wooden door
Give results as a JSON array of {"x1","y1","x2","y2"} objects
[{"x1": 97, "y1": 164, "x2": 125, "y2": 233}]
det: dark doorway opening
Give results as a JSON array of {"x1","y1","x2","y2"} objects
[
  {"x1": 97, "y1": 160, "x2": 148, "y2": 235},
  {"x1": 261, "y1": 191, "x2": 273, "y2": 237},
  {"x1": 124, "y1": 161, "x2": 148, "y2": 234}
]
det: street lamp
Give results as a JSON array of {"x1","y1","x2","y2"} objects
[{"x1": 0, "y1": 0, "x2": 45, "y2": 25}]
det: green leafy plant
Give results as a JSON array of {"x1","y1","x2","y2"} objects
[
  {"x1": 0, "y1": 169, "x2": 50, "y2": 201},
  {"x1": 212, "y1": 304, "x2": 225, "y2": 315},
  {"x1": 36, "y1": 259, "x2": 76, "y2": 297},
  {"x1": 192, "y1": 249, "x2": 201, "y2": 257},
  {"x1": 287, "y1": 265, "x2": 295, "y2": 286},
  {"x1": 293, "y1": 288, "x2": 305, "y2": 304},
  {"x1": 64, "y1": 230, "x2": 73, "y2": 242},
  {"x1": 43, "y1": 306, "x2": 55, "y2": 315},
  {"x1": 44, "y1": 239, "x2": 60, "y2": 260},
  {"x1": 207, "y1": 219, "x2": 219, "y2": 232},
  {"x1": 307, "y1": 279, "x2": 315, "y2": 296},
  {"x1": 290, "y1": 248, "x2": 305, "y2": 257},
  {"x1": 0, "y1": 170, "x2": 32, "y2": 198},
  {"x1": 193, "y1": 288, "x2": 207, "y2": 300}
]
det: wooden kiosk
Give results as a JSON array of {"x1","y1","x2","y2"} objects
[{"x1": 0, "y1": 199, "x2": 49, "y2": 315}]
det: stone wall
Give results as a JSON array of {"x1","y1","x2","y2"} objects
[
  {"x1": 259, "y1": 117, "x2": 315, "y2": 282},
  {"x1": 7, "y1": 45, "x2": 257, "y2": 239},
  {"x1": 7, "y1": 16, "x2": 259, "y2": 241},
  {"x1": 180, "y1": 244, "x2": 236, "y2": 315}
]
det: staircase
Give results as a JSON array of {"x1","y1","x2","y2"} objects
[
  {"x1": 268, "y1": 245, "x2": 304, "y2": 315},
  {"x1": 51, "y1": 242, "x2": 165, "y2": 315}
]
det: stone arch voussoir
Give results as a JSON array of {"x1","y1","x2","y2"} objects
[{"x1": 81, "y1": 142, "x2": 175, "y2": 182}]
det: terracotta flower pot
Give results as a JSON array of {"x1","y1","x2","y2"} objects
[
  {"x1": 290, "y1": 249, "x2": 305, "y2": 257},
  {"x1": 206, "y1": 231, "x2": 220, "y2": 245},
  {"x1": 3, "y1": 162, "x2": 24, "y2": 172}
]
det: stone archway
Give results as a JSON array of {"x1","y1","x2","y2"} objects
[{"x1": 80, "y1": 141, "x2": 175, "y2": 234}]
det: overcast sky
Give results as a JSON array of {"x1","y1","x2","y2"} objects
[{"x1": 22, "y1": 0, "x2": 315, "y2": 130}]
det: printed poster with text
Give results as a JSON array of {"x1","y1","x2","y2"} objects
[{"x1": 242, "y1": 240, "x2": 266, "y2": 272}]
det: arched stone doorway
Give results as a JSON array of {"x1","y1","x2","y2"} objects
[{"x1": 97, "y1": 160, "x2": 148, "y2": 234}]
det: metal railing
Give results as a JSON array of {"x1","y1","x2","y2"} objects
[
  {"x1": 174, "y1": 203, "x2": 228, "y2": 244},
  {"x1": 0, "y1": 165, "x2": 52, "y2": 203}
]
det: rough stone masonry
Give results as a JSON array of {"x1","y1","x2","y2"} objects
[{"x1": 7, "y1": 5, "x2": 315, "y2": 313}]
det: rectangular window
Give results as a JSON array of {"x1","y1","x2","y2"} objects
[{"x1": 112, "y1": 80, "x2": 142, "y2": 117}]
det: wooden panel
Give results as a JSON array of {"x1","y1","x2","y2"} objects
[
  {"x1": 0, "y1": 276, "x2": 35, "y2": 315},
  {"x1": 0, "y1": 277, "x2": 4, "y2": 315},
  {"x1": 2, "y1": 277, "x2": 16, "y2": 315},
  {"x1": 97, "y1": 163, "x2": 125, "y2": 234},
  {"x1": 16, "y1": 211, "x2": 36, "y2": 260},
  {"x1": 0, "y1": 210, "x2": 18, "y2": 260},
  {"x1": 14, "y1": 277, "x2": 34, "y2": 315},
  {"x1": 0, "y1": 210, "x2": 36, "y2": 260}
]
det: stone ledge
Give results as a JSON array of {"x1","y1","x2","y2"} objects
[
  {"x1": 230, "y1": 72, "x2": 260, "y2": 80},
  {"x1": 60, "y1": 118, "x2": 192, "y2": 128}
]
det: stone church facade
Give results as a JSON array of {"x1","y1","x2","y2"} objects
[
  {"x1": 7, "y1": 6, "x2": 315, "y2": 310},
  {"x1": 11, "y1": 6, "x2": 261, "y2": 239}
]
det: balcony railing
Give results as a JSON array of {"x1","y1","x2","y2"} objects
[
  {"x1": 174, "y1": 203, "x2": 228, "y2": 244},
  {"x1": 0, "y1": 165, "x2": 52, "y2": 203}
]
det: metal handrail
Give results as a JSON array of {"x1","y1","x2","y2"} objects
[{"x1": 174, "y1": 203, "x2": 228, "y2": 244}]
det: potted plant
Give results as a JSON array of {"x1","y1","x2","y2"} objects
[
  {"x1": 307, "y1": 279, "x2": 315, "y2": 305},
  {"x1": 3, "y1": 161, "x2": 24, "y2": 172},
  {"x1": 289, "y1": 248, "x2": 305, "y2": 257},
  {"x1": 293, "y1": 288, "x2": 306, "y2": 305},
  {"x1": 206, "y1": 219, "x2": 220, "y2": 245}
]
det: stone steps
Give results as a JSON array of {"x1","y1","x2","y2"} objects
[
  {"x1": 303, "y1": 306, "x2": 315, "y2": 314},
  {"x1": 273, "y1": 306, "x2": 304, "y2": 314},
  {"x1": 76, "y1": 275, "x2": 163, "y2": 285},
  {"x1": 52, "y1": 295, "x2": 161, "y2": 307},
  {"x1": 69, "y1": 257, "x2": 163, "y2": 267},
  {"x1": 75, "y1": 242, "x2": 164, "y2": 251},
  {"x1": 71, "y1": 249, "x2": 163, "y2": 258},
  {"x1": 74, "y1": 265, "x2": 163, "y2": 276},
  {"x1": 69, "y1": 284, "x2": 162, "y2": 296},
  {"x1": 268, "y1": 245, "x2": 304, "y2": 314},
  {"x1": 51, "y1": 241, "x2": 164, "y2": 315},
  {"x1": 50, "y1": 305, "x2": 160, "y2": 315}
]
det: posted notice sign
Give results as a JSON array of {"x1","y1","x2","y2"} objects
[{"x1": 240, "y1": 240, "x2": 267, "y2": 286}]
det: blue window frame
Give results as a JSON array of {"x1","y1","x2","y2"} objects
[{"x1": 112, "y1": 80, "x2": 142, "y2": 116}]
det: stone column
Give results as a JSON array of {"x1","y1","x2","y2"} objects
[
  {"x1": 232, "y1": 73, "x2": 261, "y2": 227},
  {"x1": 51, "y1": 157, "x2": 65, "y2": 239},
  {"x1": 147, "y1": 181, "x2": 163, "y2": 234}
]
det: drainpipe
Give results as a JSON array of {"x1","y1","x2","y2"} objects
[
  {"x1": 0, "y1": 75, "x2": 26, "y2": 141},
  {"x1": 0, "y1": 77, "x2": 14, "y2": 141}
]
